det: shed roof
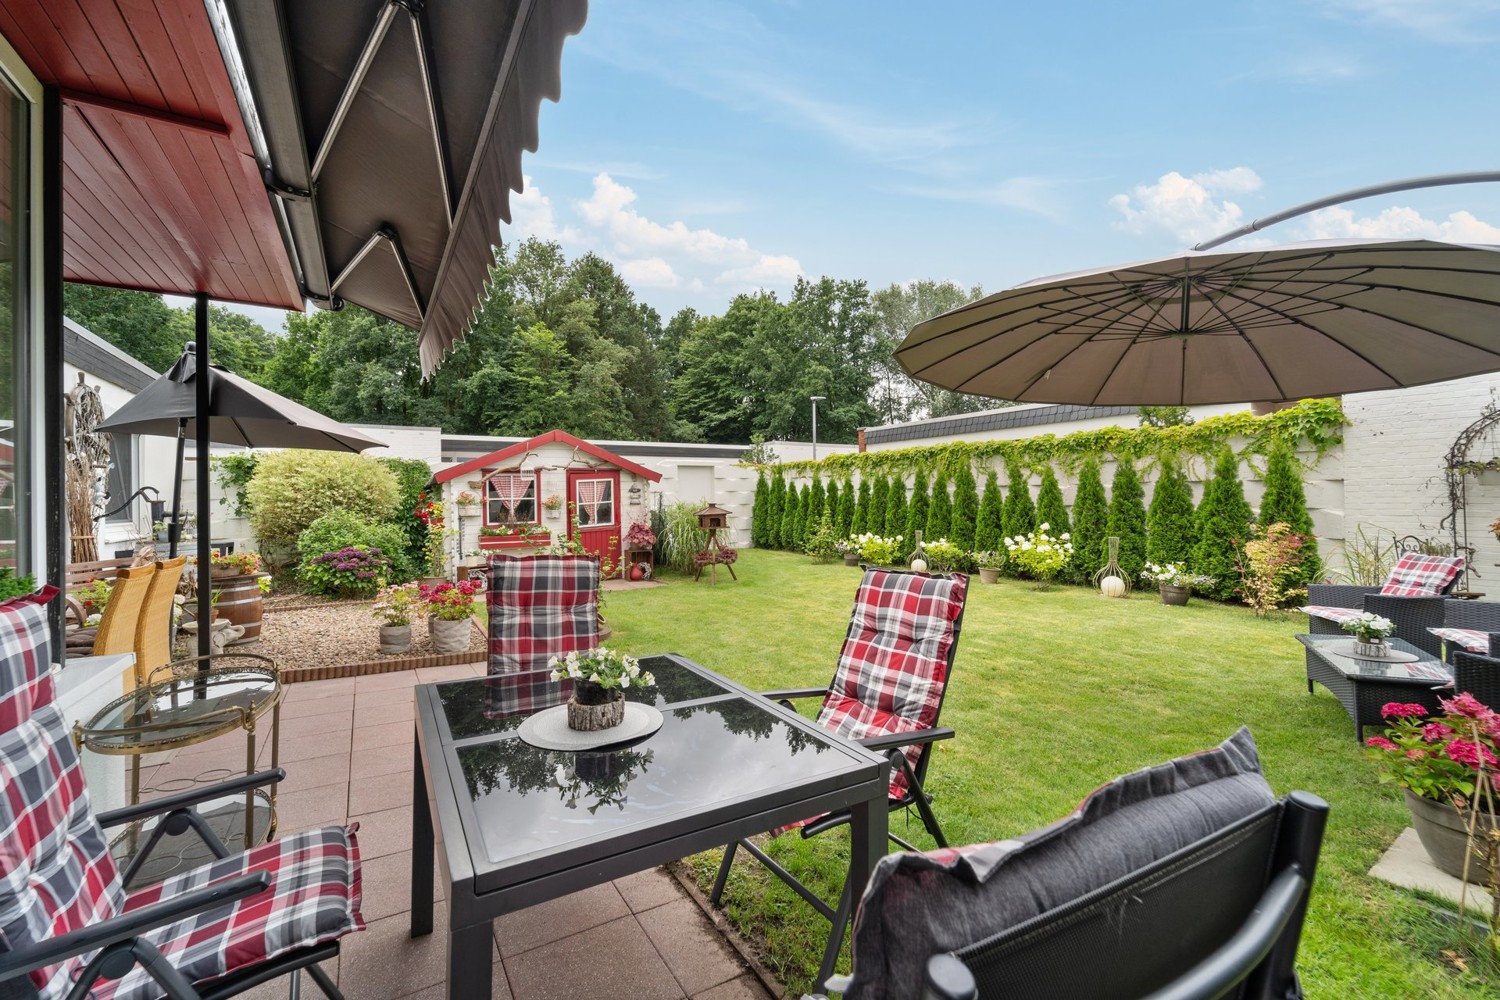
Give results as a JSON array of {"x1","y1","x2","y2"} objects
[{"x1": 434, "y1": 429, "x2": 662, "y2": 484}]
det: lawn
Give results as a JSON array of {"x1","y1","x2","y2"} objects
[{"x1": 601, "y1": 548, "x2": 1492, "y2": 998}]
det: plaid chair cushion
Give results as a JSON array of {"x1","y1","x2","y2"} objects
[
  {"x1": 1428, "y1": 626, "x2": 1490, "y2": 653},
  {"x1": 1300, "y1": 605, "x2": 1364, "y2": 625},
  {"x1": 1380, "y1": 553, "x2": 1464, "y2": 597},
  {"x1": 0, "y1": 595, "x2": 125, "y2": 1000},
  {"x1": 483, "y1": 669, "x2": 572, "y2": 722},
  {"x1": 815, "y1": 569, "x2": 967, "y2": 801},
  {"x1": 93, "y1": 826, "x2": 365, "y2": 1000},
  {"x1": 488, "y1": 555, "x2": 600, "y2": 675}
]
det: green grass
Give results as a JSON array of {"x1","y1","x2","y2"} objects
[{"x1": 601, "y1": 548, "x2": 1494, "y2": 998}]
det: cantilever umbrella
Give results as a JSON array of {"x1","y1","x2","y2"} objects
[{"x1": 895, "y1": 238, "x2": 1500, "y2": 406}]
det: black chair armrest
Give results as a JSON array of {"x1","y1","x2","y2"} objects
[
  {"x1": 97, "y1": 769, "x2": 285, "y2": 829},
  {"x1": 759, "y1": 687, "x2": 828, "y2": 701},
  {"x1": 0, "y1": 872, "x2": 269, "y2": 981},
  {"x1": 856, "y1": 727, "x2": 955, "y2": 753},
  {"x1": 923, "y1": 954, "x2": 978, "y2": 1000},
  {"x1": 1306, "y1": 584, "x2": 1377, "y2": 607}
]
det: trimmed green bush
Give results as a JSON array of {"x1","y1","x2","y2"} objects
[
  {"x1": 1106, "y1": 461, "x2": 1148, "y2": 580},
  {"x1": 884, "y1": 476, "x2": 907, "y2": 546},
  {"x1": 808, "y1": 474, "x2": 826, "y2": 535},
  {"x1": 853, "y1": 478, "x2": 873, "y2": 535},
  {"x1": 869, "y1": 477, "x2": 889, "y2": 536},
  {"x1": 975, "y1": 469, "x2": 1004, "y2": 554},
  {"x1": 296, "y1": 510, "x2": 412, "y2": 587},
  {"x1": 795, "y1": 483, "x2": 813, "y2": 549},
  {"x1": 1001, "y1": 464, "x2": 1035, "y2": 541},
  {"x1": 1258, "y1": 446, "x2": 1322, "y2": 585},
  {"x1": 834, "y1": 480, "x2": 854, "y2": 538},
  {"x1": 950, "y1": 466, "x2": 979, "y2": 552},
  {"x1": 1194, "y1": 451, "x2": 1254, "y2": 600},
  {"x1": 926, "y1": 472, "x2": 952, "y2": 541},
  {"x1": 1035, "y1": 466, "x2": 1070, "y2": 540},
  {"x1": 780, "y1": 483, "x2": 802, "y2": 550},
  {"x1": 1069, "y1": 458, "x2": 1108, "y2": 584},
  {"x1": 1146, "y1": 460, "x2": 1197, "y2": 566},
  {"x1": 767, "y1": 474, "x2": 787, "y2": 549},
  {"x1": 247, "y1": 450, "x2": 401, "y2": 557},
  {"x1": 905, "y1": 471, "x2": 931, "y2": 551},
  {"x1": 752, "y1": 472, "x2": 769, "y2": 547}
]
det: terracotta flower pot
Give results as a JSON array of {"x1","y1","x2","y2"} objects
[
  {"x1": 427, "y1": 616, "x2": 471, "y2": 654},
  {"x1": 1404, "y1": 789, "x2": 1496, "y2": 885},
  {"x1": 1160, "y1": 583, "x2": 1190, "y2": 606}
]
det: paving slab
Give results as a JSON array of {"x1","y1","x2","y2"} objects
[{"x1": 1370, "y1": 826, "x2": 1495, "y2": 911}]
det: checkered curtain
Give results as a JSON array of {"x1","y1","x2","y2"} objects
[
  {"x1": 488, "y1": 473, "x2": 531, "y2": 517},
  {"x1": 575, "y1": 480, "x2": 607, "y2": 522}
]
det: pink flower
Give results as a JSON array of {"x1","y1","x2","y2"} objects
[
  {"x1": 1406, "y1": 749, "x2": 1428, "y2": 760},
  {"x1": 1365, "y1": 736, "x2": 1397, "y2": 751},
  {"x1": 1420, "y1": 722, "x2": 1454, "y2": 743},
  {"x1": 1440, "y1": 692, "x2": 1491, "y2": 719},
  {"x1": 1445, "y1": 739, "x2": 1499, "y2": 769},
  {"x1": 1380, "y1": 702, "x2": 1428, "y2": 719}
]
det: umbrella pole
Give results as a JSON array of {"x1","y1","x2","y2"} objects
[
  {"x1": 195, "y1": 295, "x2": 213, "y2": 674},
  {"x1": 168, "y1": 418, "x2": 185, "y2": 559}
]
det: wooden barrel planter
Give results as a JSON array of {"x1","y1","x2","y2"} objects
[{"x1": 213, "y1": 572, "x2": 267, "y2": 645}]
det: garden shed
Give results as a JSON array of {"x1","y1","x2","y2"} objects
[{"x1": 433, "y1": 430, "x2": 662, "y2": 576}]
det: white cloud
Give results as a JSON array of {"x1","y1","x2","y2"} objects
[
  {"x1": 618, "y1": 257, "x2": 680, "y2": 288},
  {"x1": 1110, "y1": 168, "x2": 1264, "y2": 244},
  {"x1": 715, "y1": 254, "x2": 803, "y2": 287},
  {"x1": 1300, "y1": 205, "x2": 1500, "y2": 243},
  {"x1": 507, "y1": 176, "x2": 579, "y2": 242},
  {"x1": 1321, "y1": 1, "x2": 1500, "y2": 42}
]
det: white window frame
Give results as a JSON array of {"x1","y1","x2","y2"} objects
[
  {"x1": 574, "y1": 477, "x2": 616, "y2": 528},
  {"x1": 485, "y1": 471, "x2": 539, "y2": 526}
]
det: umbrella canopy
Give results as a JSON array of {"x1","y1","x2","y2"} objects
[
  {"x1": 895, "y1": 239, "x2": 1500, "y2": 406},
  {"x1": 97, "y1": 346, "x2": 385, "y2": 452}
]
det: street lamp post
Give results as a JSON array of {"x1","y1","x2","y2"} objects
[{"x1": 810, "y1": 395, "x2": 827, "y2": 461}]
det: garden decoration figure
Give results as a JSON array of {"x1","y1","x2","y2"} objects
[{"x1": 1094, "y1": 535, "x2": 1131, "y2": 598}]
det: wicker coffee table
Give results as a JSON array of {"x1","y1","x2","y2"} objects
[{"x1": 1297, "y1": 634, "x2": 1452, "y2": 741}]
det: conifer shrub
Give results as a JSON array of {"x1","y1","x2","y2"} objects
[
  {"x1": 1146, "y1": 461, "x2": 1196, "y2": 566},
  {"x1": 926, "y1": 472, "x2": 953, "y2": 541},
  {"x1": 1001, "y1": 464, "x2": 1035, "y2": 543},
  {"x1": 1106, "y1": 461, "x2": 1149, "y2": 580},
  {"x1": 975, "y1": 469, "x2": 1004, "y2": 554},
  {"x1": 834, "y1": 480, "x2": 854, "y2": 537},
  {"x1": 1035, "y1": 466, "x2": 1070, "y2": 545},
  {"x1": 884, "y1": 476, "x2": 907, "y2": 546},
  {"x1": 1069, "y1": 458, "x2": 1108, "y2": 584},
  {"x1": 852, "y1": 478, "x2": 872, "y2": 535},
  {"x1": 752, "y1": 473, "x2": 769, "y2": 548},
  {"x1": 870, "y1": 477, "x2": 890, "y2": 536},
  {"x1": 780, "y1": 483, "x2": 802, "y2": 550},
  {"x1": 950, "y1": 465, "x2": 979, "y2": 552},
  {"x1": 765, "y1": 474, "x2": 786, "y2": 550},
  {"x1": 905, "y1": 470, "x2": 931, "y2": 551},
  {"x1": 1257, "y1": 446, "x2": 1322, "y2": 585},
  {"x1": 1193, "y1": 451, "x2": 1253, "y2": 601},
  {"x1": 794, "y1": 483, "x2": 812, "y2": 549},
  {"x1": 807, "y1": 475, "x2": 825, "y2": 534}
]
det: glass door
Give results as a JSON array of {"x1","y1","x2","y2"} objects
[{"x1": 0, "y1": 44, "x2": 36, "y2": 579}]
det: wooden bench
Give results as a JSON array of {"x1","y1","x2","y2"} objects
[{"x1": 65, "y1": 557, "x2": 139, "y2": 589}]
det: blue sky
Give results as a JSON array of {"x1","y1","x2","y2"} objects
[
  {"x1": 220, "y1": 0, "x2": 1500, "y2": 330},
  {"x1": 503, "y1": 0, "x2": 1500, "y2": 319}
]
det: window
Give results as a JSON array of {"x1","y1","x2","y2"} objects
[
  {"x1": 106, "y1": 435, "x2": 134, "y2": 523},
  {"x1": 575, "y1": 479, "x2": 614, "y2": 527},
  {"x1": 486, "y1": 473, "x2": 537, "y2": 525},
  {"x1": 0, "y1": 66, "x2": 32, "y2": 575}
]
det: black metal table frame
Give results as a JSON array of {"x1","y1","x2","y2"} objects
[
  {"x1": 409, "y1": 654, "x2": 890, "y2": 999},
  {"x1": 1299, "y1": 635, "x2": 1452, "y2": 741}
]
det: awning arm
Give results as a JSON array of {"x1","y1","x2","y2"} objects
[
  {"x1": 407, "y1": 3, "x2": 455, "y2": 227},
  {"x1": 330, "y1": 225, "x2": 426, "y2": 319},
  {"x1": 311, "y1": 0, "x2": 401, "y2": 181}
]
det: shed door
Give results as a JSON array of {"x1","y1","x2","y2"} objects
[{"x1": 567, "y1": 469, "x2": 621, "y2": 577}]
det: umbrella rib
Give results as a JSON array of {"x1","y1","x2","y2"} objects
[
  {"x1": 1200, "y1": 290, "x2": 1290, "y2": 402},
  {"x1": 1212, "y1": 285, "x2": 1406, "y2": 387}
]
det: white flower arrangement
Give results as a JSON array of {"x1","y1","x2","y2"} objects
[
  {"x1": 549, "y1": 646, "x2": 657, "y2": 690},
  {"x1": 1141, "y1": 561, "x2": 1216, "y2": 589},
  {"x1": 1341, "y1": 612, "x2": 1396, "y2": 643}
]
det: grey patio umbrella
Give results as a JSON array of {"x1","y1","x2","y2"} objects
[
  {"x1": 895, "y1": 238, "x2": 1500, "y2": 406},
  {"x1": 97, "y1": 341, "x2": 384, "y2": 557}
]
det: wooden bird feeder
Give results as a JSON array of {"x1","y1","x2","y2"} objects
[
  {"x1": 694, "y1": 504, "x2": 737, "y2": 584},
  {"x1": 696, "y1": 504, "x2": 731, "y2": 530}
]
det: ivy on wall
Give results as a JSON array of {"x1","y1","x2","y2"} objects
[{"x1": 757, "y1": 398, "x2": 1345, "y2": 481}]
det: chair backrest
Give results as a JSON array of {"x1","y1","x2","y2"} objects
[
  {"x1": 90, "y1": 565, "x2": 154, "y2": 657},
  {"x1": 0, "y1": 595, "x2": 124, "y2": 1000},
  {"x1": 487, "y1": 554, "x2": 600, "y2": 675},
  {"x1": 839, "y1": 729, "x2": 1328, "y2": 1000},
  {"x1": 1452, "y1": 652, "x2": 1500, "y2": 712},
  {"x1": 64, "y1": 558, "x2": 136, "y2": 591},
  {"x1": 133, "y1": 556, "x2": 186, "y2": 685},
  {"x1": 815, "y1": 569, "x2": 967, "y2": 801},
  {"x1": 1379, "y1": 552, "x2": 1464, "y2": 597},
  {"x1": 1443, "y1": 598, "x2": 1500, "y2": 633}
]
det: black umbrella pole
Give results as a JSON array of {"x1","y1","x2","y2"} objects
[
  {"x1": 195, "y1": 295, "x2": 213, "y2": 678},
  {"x1": 168, "y1": 419, "x2": 185, "y2": 559}
]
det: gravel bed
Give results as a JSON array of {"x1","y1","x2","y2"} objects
[{"x1": 251, "y1": 602, "x2": 484, "y2": 671}]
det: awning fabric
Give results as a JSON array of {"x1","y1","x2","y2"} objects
[{"x1": 231, "y1": 0, "x2": 588, "y2": 375}]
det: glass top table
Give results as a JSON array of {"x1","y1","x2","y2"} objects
[
  {"x1": 1297, "y1": 634, "x2": 1454, "y2": 740},
  {"x1": 410, "y1": 654, "x2": 889, "y2": 1000}
]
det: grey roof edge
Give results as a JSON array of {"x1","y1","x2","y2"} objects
[
  {"x1": 863, "y1": 403, "x2": 1140, "y2": 446},
  {"x1": 442, "y1": 434, "x2": 749, "y2": 462},
  {"x1": 63, "y1": 317, "x2": 160, "y2": 393}
]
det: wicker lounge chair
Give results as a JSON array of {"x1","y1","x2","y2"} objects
[
  {"x1": 1429, "y1": 599, "x2": 1500, "y2": 663},
  {"x1": 1302, "y1": 553, "x2": 1465, "y2": 659},
  {"x1": 1449, "y1": 651, "x2": 1500, "y2": 709}
]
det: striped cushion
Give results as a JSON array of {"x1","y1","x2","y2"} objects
[
  {"x1": 1380, "y1": 553, "x2": 1464, "y2": 597},
  {"x1": 488, "y1": 555, "x2": 600, "y2": 675},
  {"x1": 1300, "y1": 605, "x2": 1363, "y2": 625},
  {"x1": 95, "y1": 826, "x2": 364, "y2": 1000},
  {"x1": 1428, "y1": 626, "x2": 1489, "y2": 653}
]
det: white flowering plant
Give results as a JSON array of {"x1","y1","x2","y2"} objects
[
  {"x1": 1141, "y1": 561, "x2": 1216, "y2": 590},
  {"x1": 1342, "y1": 611, "x2": 1396, "y2": 643},
  {"x1": 854, "y1": 533, "x2": 904, "y2": 565},
  {"x1": 922, "y1": 538, "x2": 966, "y2": 572},
  {"x1": 549, "y1": 647, "x2": 657, "y2": 691},
  {"x1": 1003, "y1": 523, "x2": 1074, "y2": 584}
]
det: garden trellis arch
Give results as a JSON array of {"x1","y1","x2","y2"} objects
[{"x1": 1441, "y1": 399, "x2": 1500, "y2": 591}]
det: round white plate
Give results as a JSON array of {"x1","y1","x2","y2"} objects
[{"x1": 517, "y1": 702, "x2": 664, "y2": 751}]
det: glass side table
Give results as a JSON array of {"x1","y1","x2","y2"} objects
[{"x1": 75, "y1": 652, "x2": 283, "y2": 884}]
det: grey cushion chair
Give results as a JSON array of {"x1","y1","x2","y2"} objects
[{"x1": 1449, "y1": 652, "x2": 1500, "y2": 710}]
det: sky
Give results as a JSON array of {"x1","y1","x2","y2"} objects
[{"x1": 223, "y1": 0, "x2": 1500, "y2": 330}]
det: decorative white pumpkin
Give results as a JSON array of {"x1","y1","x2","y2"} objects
[
  {"x1": 1099, "y1": 575, "x2": 1127, "y2": 598},
  {"x1": 910, "y1": 557, "x2": 929, "y2": 572}
]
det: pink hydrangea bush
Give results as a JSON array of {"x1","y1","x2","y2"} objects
[{"x1": 1365, "y1": 695, "x2": 1500, "y2": 806}]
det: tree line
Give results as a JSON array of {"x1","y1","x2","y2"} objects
[{"x1": 64, "y1": 239, "x2": 1010, "y2": 446}]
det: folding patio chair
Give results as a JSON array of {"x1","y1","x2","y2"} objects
[
  {"x1": 710, "y1": 567, "x2": 968, "y2": 984},
  {"x1": 487, "y1": 554, "x2": 600, "y2": 675},
  {"x1": 0, "y1": 592, "x2": 365, "y2": 1000},
  {"x1": 1302, "y1": 552, "x2": 1465, "y2": 658},
  {"x1": 824, "y1": 728, "x2": 1329, "y2": 1000}
]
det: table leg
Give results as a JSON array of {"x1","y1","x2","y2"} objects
[
  {"x1": 817, "y1": 795, "x2": 887, "y2": 988},
  {"x1": 411, "y1": 736, "x2": 435, "y2": 937},
  {"x1": 447, "y1": 921, "x2": 492, "y2": 1000}
]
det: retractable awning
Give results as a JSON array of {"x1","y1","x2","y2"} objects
[{"x1": 230, "y1": 0, "x2": 588, "y2": 374}]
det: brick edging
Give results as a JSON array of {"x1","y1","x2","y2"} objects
[{"x1": 280, "y1": 648, "x2": 481, "y2": 683}]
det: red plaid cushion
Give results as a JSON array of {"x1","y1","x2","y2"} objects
[
  {"x1": 1380, "y1": 553, "x2": 1464, "y2": 597},
  {"x1": 815, "y1": 570, "x2": 967, "y2": 801},
  {"x1": 488, "y1": 555, "x2": 600, "y2": 675},
  {"x1": 1300, "y1": 605, "x2": 1364, "y2": 625},
  {"x1": 1428, "y1": 627, "x2": 1490, "y2": 653},
  {"x1": 483, "y1": 669, "x2": 573, "y2": 721},
  {"x1": 92, "y1": 826, "x2": 364, "y2": 1000},
  {"x1": 0, "y1": 597, "x2": 125, "y2": 1000}
]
